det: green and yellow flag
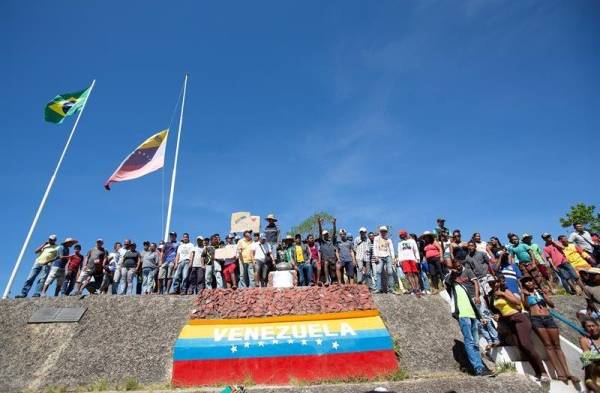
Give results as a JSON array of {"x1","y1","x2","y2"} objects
[{"x1": 44, "y1": 86, "x2": 91, "y2": 124}]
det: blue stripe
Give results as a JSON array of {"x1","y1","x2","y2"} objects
[{"x1": 173, "y1": 330, "x2": 393, "y2": 361}]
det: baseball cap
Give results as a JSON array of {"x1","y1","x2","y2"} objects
[
  {"x1": 541, "y1": 232, "x2": 551, "y2": 239},
  {"x1": 521, "y1": 233, "x2": 532, "y2": 239},
  {"x1": 96, "y1": 238, "x2": 104, "y2": 243},
  {"x1": 226, "y1": 233, "x2": 235, "y2": 239},
  {"x1": 196, "y1": 235, "x2": 204, "y2": 240},
  {"x1": 259, "y1": 233, "x2": 266, "y2": 239},
  {"x1": 339, "y1": 228, "x2": 347, "y2": 234},
  {"x1": 379, "y1": 226, "x2": 388, "y2": 231},
  {"x1": 48, "y1": 234, "x2": 57, "y2": 241},
  {"x1": 359, "y1": 227, "x2": 367, "y2": 233},
  {"x1": 398, "y1": 230, "x2": 408, "y2": 237},
  {"x1": 169, "y1": 231, "x2": 177, "y2": 236},
  {"x1": 322, "y1": 230, "x2": 329, "y2": 235}
]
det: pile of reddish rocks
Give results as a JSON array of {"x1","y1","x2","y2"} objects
[{"x1": 190, "y1": 285, "x2": 375, "y2": 319}]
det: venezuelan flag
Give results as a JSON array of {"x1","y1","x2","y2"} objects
[
  {"x1": 104, "y1": 130, "x2": 168, "y2": 190},
  {"x1": 172, "y1": 310, "x2": 397, "y2": 386}
]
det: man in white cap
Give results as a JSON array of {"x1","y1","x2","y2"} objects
[
  {"x1": 354, "y1": 227, "x2": 373, "y2": 288},
  {"x1": 188, "y1": 236, "x2": 206, "y2": 294},
  {"x1": 264, "y1": 214, "x2": 280, "y2": 252},
  {"x1": 41, "y1": 237, "x2": 78, "y2": 296},
  {"x1": 16, "y1": 234, "x2": 59, "y2": 298},
  {"x1": 372, "y1": 226, "x2": 396, "y2": 293},
  {"x1": 252, "y1": 233, "x2": 272, "y2": 287}
]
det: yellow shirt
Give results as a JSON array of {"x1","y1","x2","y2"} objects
[
  {"x1": 237, "y1": 239, "x2": 254, "y2": 264},
  {"x1": 295, "y1": 245, "x2": 305, "y2": 263},
  {"x1": 564, "y1": 244, "x2": 592, "y2": 271},
  {"x1": 35, "y1": 244, "x2": 59, "y2": 265},
  {"x1": 493, "y1": 297, "x2": 520, "y2": 317}
]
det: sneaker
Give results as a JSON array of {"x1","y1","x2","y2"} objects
[
  {"x1": 476, "y1": 369, "x2": 496, "y2": 377},
  {"x1": 31, "y1": 294, "x2": 40, "y2": 298},
  {"x1": 14, "y1": 294, "x2": 25, "y2": 299}
]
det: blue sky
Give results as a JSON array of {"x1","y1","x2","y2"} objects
[{"x1": 1, "y1": 0, "x2": 599, "y2": 295}]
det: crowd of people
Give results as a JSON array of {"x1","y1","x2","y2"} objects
[{"x1": 12, "y1": 214, "x2": 600, "y2": 389}]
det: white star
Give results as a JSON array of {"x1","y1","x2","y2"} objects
[
  {"x1": 272, "y1": 340, "x2": 279, "y2": 344},
  {"x1": 230, "y1": 345, "x2": 237, "y2": 353},
  {"x1": 287, "y1": 339, "x2": 294, "y2": 344},
  {"x1": 243, "y1": 342, "x2": 250, "y2": 348},
  {"x1": 301, "y1": 340, "x2": 308, "y2": 346},
  {"x1": 332, "y1": 341, "x2": 339, "y2": 350},
  {"x1": 258, "y1": 341, "x2": 265, "y2": 347},
  {"x1": 316, "y1": 339, "x2": 323, "y2": 345}
]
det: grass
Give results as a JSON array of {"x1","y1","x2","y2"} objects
[
  {"x1": 41, "y1": 386, "x2": 68, "y2": 393},
  {"x1": 120, "y1": 377, "x2": 140, "y2": 391},
  {"x1": 289, "y1": 367, "x2": 409, "y2": 386},
  {"x1": 86, "y1": 378, "x2": 110, "y2": 392},
  {"x1": 495, "y1": 361, "x2": 517, "y2": 374}
]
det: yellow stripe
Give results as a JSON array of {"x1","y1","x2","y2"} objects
[
  {"x1": 179, "y1": 316, "x2": 386, "y2": 339},
  {"x1": 138, "y1": 129, "x2": 168, "y2": 149},
  {"x1": 187, "y1": 310, "x2": 379, "y2": 325}
]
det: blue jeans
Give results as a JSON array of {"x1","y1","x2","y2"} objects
[
  {"x1": 239, "y1": 262, "x2": 256, "y2": 288},
  {"x1": 21, "y1": 263, "x2": 50, "y2": 297},
  {"x1": 119, "y1": 267, "x2": 137, "y2": 295},
  {"x1": 205, "y1": 263, "x2": 224, "y2": 289},
  {"x1": 458, "y1": 317, "x2": 484, "y2": 374},
  {"x1": 170, "y1": 260, "x2": 190, "y2": 294},
  {"x1": 556, "y1": 263, "x2": 577, "y2": 293},
  {"x1": 374, "y1": 256, "x2": 395, "y2": 293},
  {"x1": 297, "y1": 262, "x2": 312, "y2": 286},
  {"x1": 419, "y1": 261, "x2": 431, "y2": 292},
  {"x1": 141, "y1": 267, "x2": 156, "y2": 294}
]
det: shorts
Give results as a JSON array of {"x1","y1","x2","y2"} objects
[
  {"x1": 158, "y1": 264, "x2": 174, "y2": 279},
  {"x1": 338, "y1": 260, "x2": 355, "y2": 279},
  {"x1": 222, "y1": 263, "x2": 237, "y2": 283},
  {"x1": 77, "y1": 269, "x2": 94, "y2": 283},
  {"x1": 401, "y1": 260, "x2": 418, "y2": 274},
  {"x1": 530, "y1": 314, "x2": 557, "y2": 329}
]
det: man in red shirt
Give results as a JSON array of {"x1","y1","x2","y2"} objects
[
  {"x1": 61, "y1": 244, "x2": 84, "y2": 296},
  {"x1": 541, "y1": 233, "x2": 582, "y2": 295}
]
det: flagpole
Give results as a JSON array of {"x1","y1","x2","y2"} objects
[
  {"x1": 2, "y1": 80, "x2": 96, "y2": 299},
  {"x1": 163, "y1": 74, "x2": 188, "y2": 242}
]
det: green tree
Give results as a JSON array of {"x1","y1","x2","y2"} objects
[
  {"x1": 287, "y1": 211, "x2": 334, "y2": 238},
  {"x1": 559, "y1": 203, "x2": 600, "y2": 233}
]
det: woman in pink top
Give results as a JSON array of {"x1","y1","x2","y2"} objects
[
  {"x1": 306, "y1": 234, "x2": 321, "y2": 286},
  {"x1": 423, "y1": 232, "x2": 443, "y2": 292}
]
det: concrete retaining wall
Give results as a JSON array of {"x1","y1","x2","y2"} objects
[{"x1": 0, "y1": 296, "x2": 194, "y2": 392}]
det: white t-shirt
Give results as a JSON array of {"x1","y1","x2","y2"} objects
[
  {"x1": 251, "y1": 242, "x2": 271, "y2": 262},
  {"x1": 192, "y1": 246, "x2": 204, "y2": 267},
  {"x1": 177, "y1": 242, "x2": 195, "y2": 261},
  {"x1": 396, "y1": 239, "x2": 420, "y2": 262}
]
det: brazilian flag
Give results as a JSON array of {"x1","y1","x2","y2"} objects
[{"x1": 44, "y1": 86, "x2": 91, "y2": 124}]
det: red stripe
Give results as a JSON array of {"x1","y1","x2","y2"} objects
[{"x1": 172, "y1": 350, "x2": 398, "y2": 386}]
